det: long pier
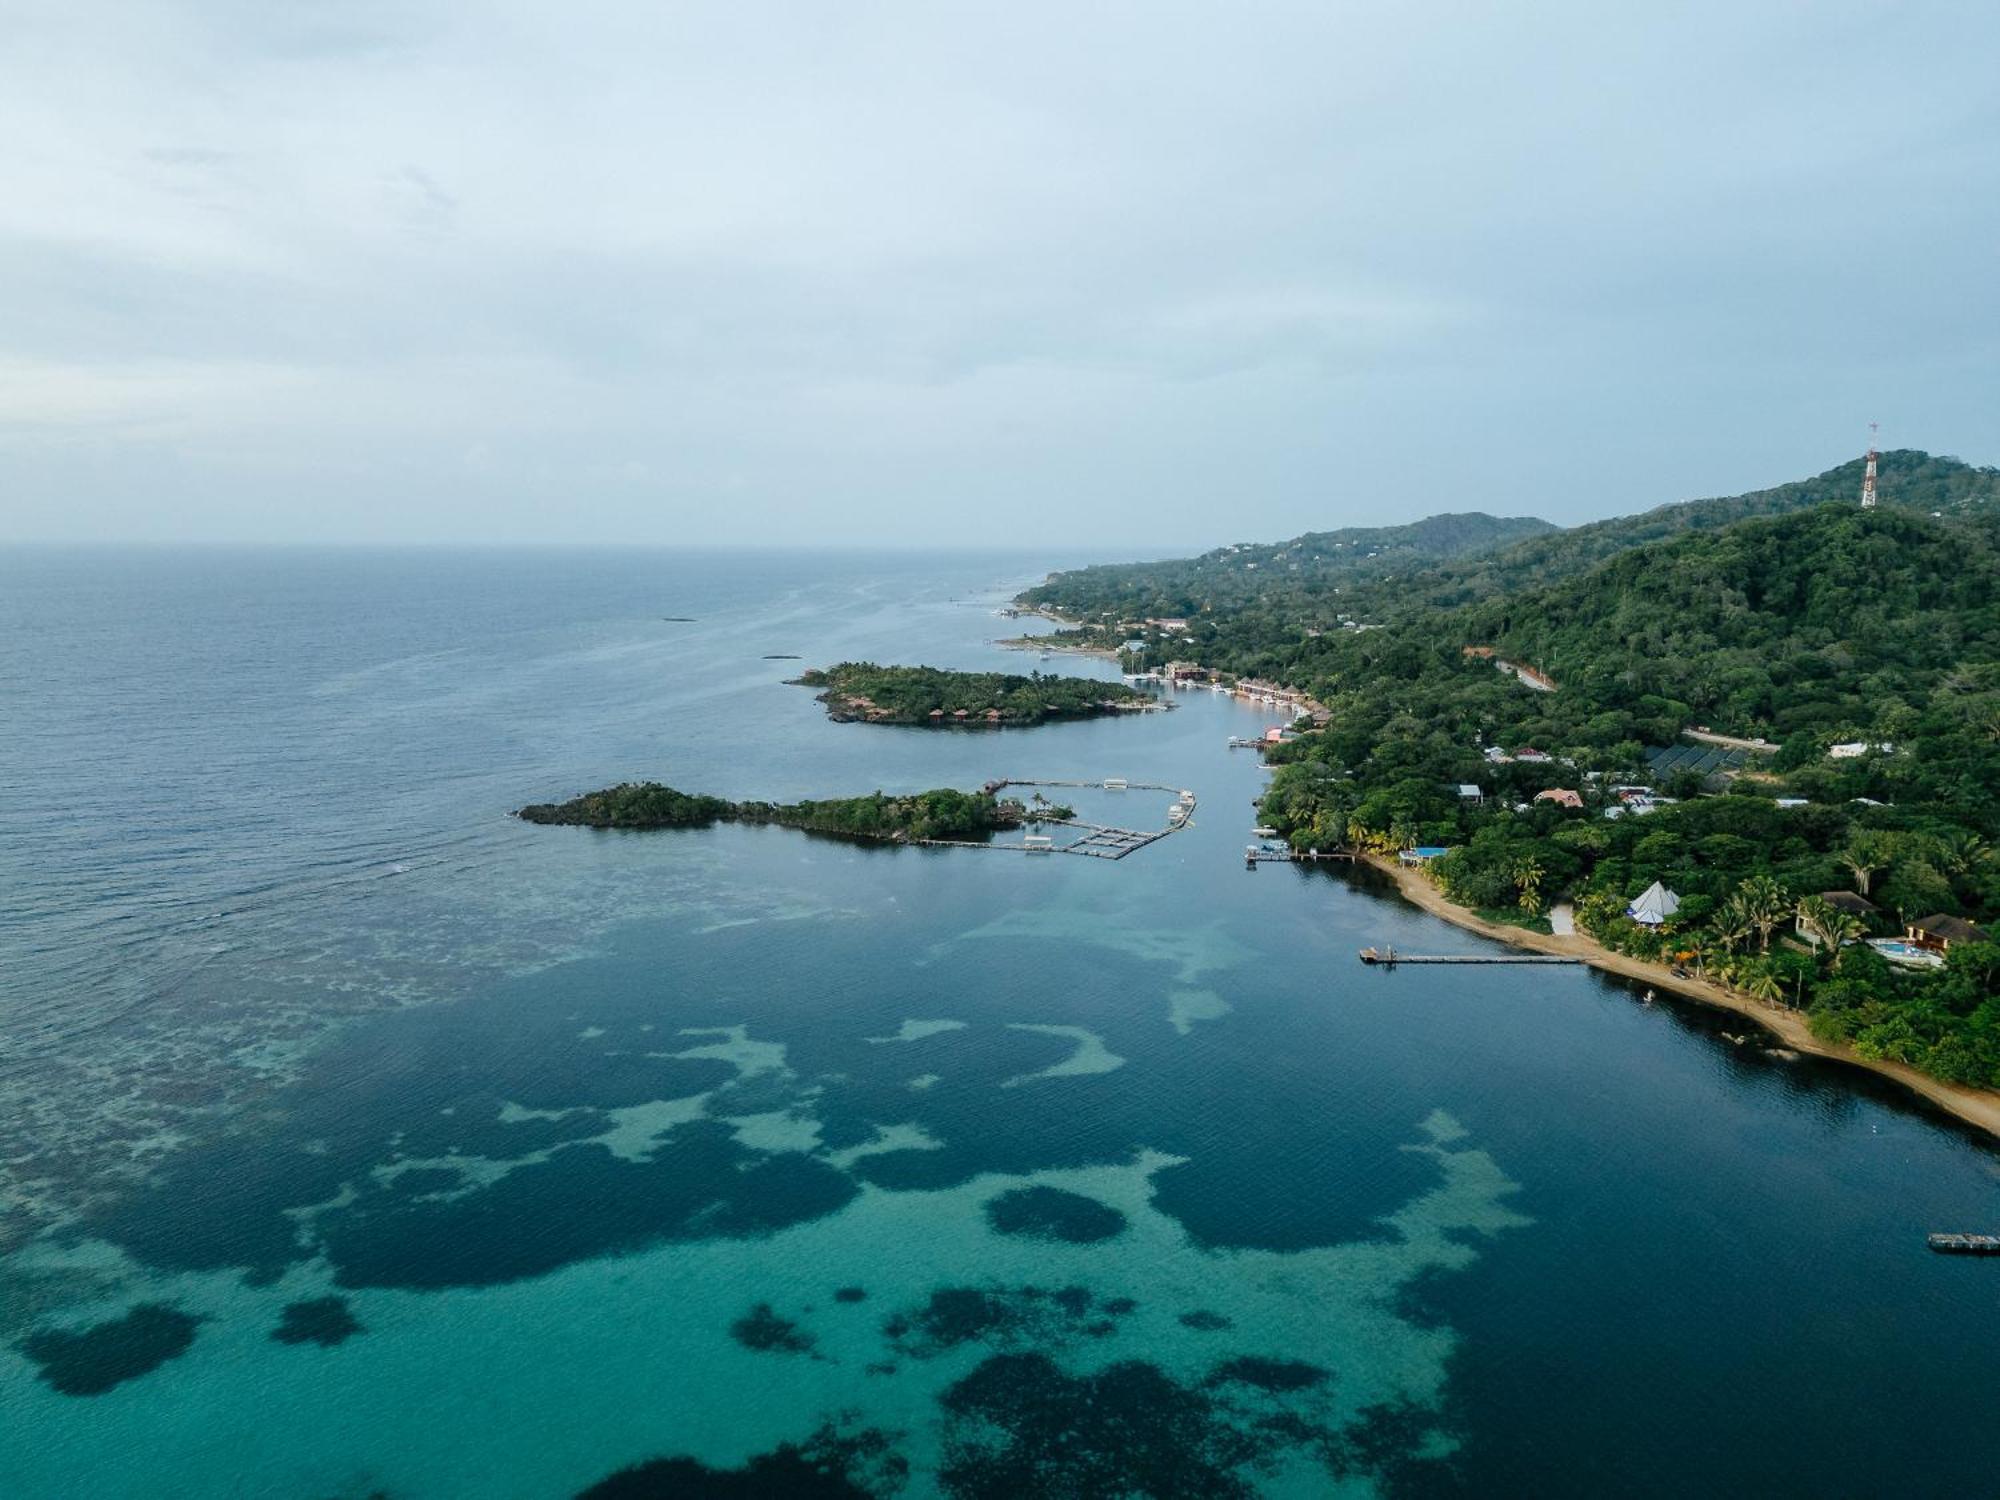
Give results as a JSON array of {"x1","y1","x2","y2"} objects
[
  {"x1": 1359, "y1": 946, "x2": 1582, "y2": 966},
  {"x1": 1927, "y1": 1233, "x2": 2000, "y2": 1255},
  {"x1": 1246, "y1": 848, "x2": 1357, "y2": 866}
]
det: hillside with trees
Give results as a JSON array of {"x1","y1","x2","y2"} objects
[
  {"x1": 1035, "y1": 458, "x2": 2000, "y2": 1090},
  {"x1": 1022, "y1": 452, "x2": 2000, "y2": 672},
  {"x1": 1018, "y1": 511, "x2": 1555, "y2": 626}
]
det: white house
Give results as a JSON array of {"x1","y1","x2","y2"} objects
[
  {"x1": 1829, "y1": 741, "x2": 1895, "y2": 759},
  {"x1": 1627, "y1": 881, "x2": 1681, "y2": 926}
]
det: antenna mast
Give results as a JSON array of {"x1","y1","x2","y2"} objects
[{"x1": 1860, "y1": 421, "x2": 1879, "y2": 509}]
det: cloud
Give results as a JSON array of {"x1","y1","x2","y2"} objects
[{"x1": 0, "y1": 1, "x2": 1995, "y2": 544}]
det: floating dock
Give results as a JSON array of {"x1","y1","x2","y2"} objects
[
  {"x1": 922, "y1": 778, "x2": 1192, "y2": 861},
  {"x1": 1927, "y1": 1233, "x2": 2000, "y2": 1255},
  {"x1": 1359, "y1": 946, "x2": 1582, "y2": 966}
]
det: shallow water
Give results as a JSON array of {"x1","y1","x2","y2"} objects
[{"x1": 2, "y1": 547, "x2": 1996, "y2": 1497}]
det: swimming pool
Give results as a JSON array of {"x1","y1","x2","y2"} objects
[{"x1": 1867, "y1": 938, "x2": 1945, "y2": 968}]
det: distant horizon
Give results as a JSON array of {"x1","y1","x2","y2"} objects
[{"x1": 1, "y1": 443, "x2": 1985, "y2": 554}]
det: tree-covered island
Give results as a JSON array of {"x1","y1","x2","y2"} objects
[
  {"x1": 518, "y1": 782, "x2": 1071, "y2": 843},
  {"x1": 792, "y1": 662, "x2": 1160, "y2": 726}
]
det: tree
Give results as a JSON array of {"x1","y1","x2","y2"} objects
[
  {"x1": 1878, "y1": 859, "x2": 1955, "y2": 923},
  {"x1": 1743, "y1": 967, "x2": 1783, "y2": 1006},
  {"x1": 1838, "y1": 835, "x2": 1892, "y2": 898},
  {"x1": 1512, "y1": 853, "x2": 1546, "y2": 914},
  {"x1": 1732, "y1": 875, "x2": 1791, "y2": 953},
  {"x1": 1710, "y1": 908, "x2": 1752, "y2": 957},
  {"x1": 1932, "y1": 829, "x2": 1991, "y2": 877},
  {"x1": 1796, "y1": 895, "x2": 1863, "y2": 970}
]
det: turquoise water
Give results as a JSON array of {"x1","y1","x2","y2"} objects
[{"x1": 2, "y1": 547, "x2": 1997, "y2": 1496}]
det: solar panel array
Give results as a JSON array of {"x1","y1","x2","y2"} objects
[{"x1": 1644, "y1": 744, "x2": 1748, "y2": 778}]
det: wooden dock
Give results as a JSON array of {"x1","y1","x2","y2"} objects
[
  {"x1": 1927, "y1": 1233, "x2": 2000, "y2": 1255},
  {"x1": 1246, "y1": 847, "x2": 1356, "y2": 866},
  {"x1": 1359, "y1": 946, "x2": 1582, "y2": 966}
]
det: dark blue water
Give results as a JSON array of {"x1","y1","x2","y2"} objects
[{"x1": 1, "y1": 547, "x2": 1996, "y2": 1497}]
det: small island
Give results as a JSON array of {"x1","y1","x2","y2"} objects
[
  {"x1": 518, "y1": 782, "x2": 1071, "y2": 844},
  {"x1": 791, "y1": 662, "x2": 1161, "y2": 727}
]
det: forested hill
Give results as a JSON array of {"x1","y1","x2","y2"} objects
[
  {"x1": 1399, "y1": 450, "x2": 2000, "y2": 615},
  {"x1": 1023, "y1": 451, "x2": 2000, "y2": 637},
  {"x1": 1018, "y1": 511, "x2": 1554, "y2": 622},
  {"x1": 1472, "y1": 504, "x2": 2000, "y2": 741}
]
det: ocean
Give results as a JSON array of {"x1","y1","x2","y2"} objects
[{"x1": 1, "y1": 546, "x2": 1996, "y2": 1497}]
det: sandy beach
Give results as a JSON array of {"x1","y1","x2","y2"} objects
[{"x1": 1365, "y1": 854, "x2": 2000, "y2": 1142}]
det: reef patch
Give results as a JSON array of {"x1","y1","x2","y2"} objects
[
  {"x1": 271, "y1": 1296, "x2": 364, "y2": 1348},
  {"x1": 982, "y1": 1186, "x2": 1127, "y2": 1244},
  {"x1": 20, "y1": 1303, "x2": 203, "y2": 1397},
  {"x1": 882, "y1": 1284, "x2": 1132, "y2": 1361},
  {"x1": 729, "y1": 1303, "x2": 816, "y2": 1356},
  {"x1": 576, "y1": 1423, "x2": 906, "y2": 1498}
]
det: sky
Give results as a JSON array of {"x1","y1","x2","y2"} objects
[{"x1": 1, "y1": 1, "x2": 1996, "y2": 548}]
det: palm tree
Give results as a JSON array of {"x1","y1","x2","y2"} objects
[
  {"x1": 1710, "y1": 910, "x2": 1751, "y2": 958},
  {"x1": 1932, "y1": 829, "x2": 1990, "y2": 877},
  {"x1": 1839, "y1": 836, "x2": 1891, "y2": 898},
  {"x1": 1735, "y1": 875, "x2": 1790, "y2": 953},
  {"x1": 1512, "y1": 854, "x2": 1545, "y2": 914},
  {"x1": 1742, "y1": 968, "x2": 1783, "y2": 1006},
  {"x1": 1796, "y1": 895, "x2": 1865, "y2": 971}
]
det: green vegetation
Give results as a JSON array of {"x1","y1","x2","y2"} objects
[
  {"x1": 1027, "y1": 453, "x2": 2000, "y2": 1089},
  {"x1": 519, "y1": 782, "x2": 1034, "y2": 843},
  {"x1": 795, "y1": 662, "x2": 1156, "y2": 726},
  {"x1": 1020, "y1": 512, "x2": 1556, "y2": 625},
  {"x1": 1026, "y1": 451, "x2": 2000, "y2": 673}
]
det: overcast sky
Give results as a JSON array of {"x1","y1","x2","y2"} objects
[{"x1": 2, "y1": 2, "x2": 1995, "y2": 547}]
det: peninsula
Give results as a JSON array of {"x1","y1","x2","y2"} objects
[
  {"x1": 518, "y1": 782, "x2": 1067, "y2": 843},
  {"x1": 1027, "y1": 451, "x2": 2000, "y2": 1112},
  {"x1": 791, "y1": 662, "x2": 1159, "y2": 727}
]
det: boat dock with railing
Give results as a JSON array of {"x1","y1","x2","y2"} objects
[{"x1": 1927, "y1": 1233, "x2": 2000, "y2": 1255}]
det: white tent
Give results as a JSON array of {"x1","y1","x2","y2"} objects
[{"x1": 1627, "y1": 881, "x2": 1680, "y2": 926}]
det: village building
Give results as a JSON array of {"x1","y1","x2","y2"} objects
[
  {"x1": 1905, "y1": 915, "x2": 1992, "y2": 953},
  {"x1": 1534, "y1": 788, "x2": 1583, "y2": 808},
  {"x1": 1627, "y1": 881, "x2": 1681, "y2": 926}
]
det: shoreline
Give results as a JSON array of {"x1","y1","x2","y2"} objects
[
  {"x1": 1362, "y1": 854, "x2": 2000, "y2": 1143},
  {"x1": 995, "y1": 604, "x2": 1124, "y2": 663}
]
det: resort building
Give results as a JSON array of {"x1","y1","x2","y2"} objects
[
  {"x1": 1906, "y1": 915, "x2": 1992, "y2": 953},
  {"x1": 1627, "y1": 881, "x2": 1681, "y2": 926}
]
